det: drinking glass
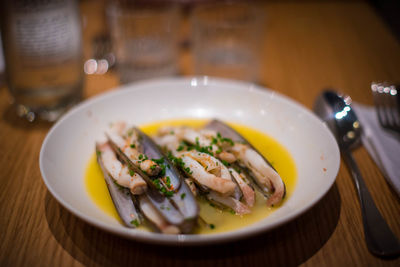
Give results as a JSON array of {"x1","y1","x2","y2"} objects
[
  {"x1": 1, "y1": 0, "x2": 84, "y2": 122},
  {"x1": 191, "y1": 2, "x2": 264, "y2": 83},
  {"x1": 107, "y1": 2, "x2": 180, "y2": 84}
]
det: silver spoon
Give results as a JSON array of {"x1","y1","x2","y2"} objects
[{"x1": 313, "y1": 90, "x2": 400, "y2": 258}]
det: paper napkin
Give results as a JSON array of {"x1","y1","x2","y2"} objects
[{"x1": 353, "y1": 103, "x2": 400, "y2": 197}]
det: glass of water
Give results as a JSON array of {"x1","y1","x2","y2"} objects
[
  {"x1": 191, "y1": 2, "x2": 264, "y2": 83},
  {"x1": 107, "y1": 2, "x2": 180, "y2": 84},
  {"x1": 1, "y1": 0, "x2": 83, "y2": 122}
]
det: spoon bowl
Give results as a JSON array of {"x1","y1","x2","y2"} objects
[{"x1": 313, "y1": 91, "x2": 361, "y2": 150}]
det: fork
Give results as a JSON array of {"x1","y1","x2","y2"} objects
[{"x1": 371, "y1": 82, "x2": 400, "y2": 133}]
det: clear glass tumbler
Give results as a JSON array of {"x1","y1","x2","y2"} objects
[
  {"x1": 191, "y1": 2, "x2": 264, "y2": 83},
  {"x1": 0, "y1": 0, "x2": 84, "y2": 122},
  {"x1": 107, "y1": 2, "x2": 181, "y2": 84}
]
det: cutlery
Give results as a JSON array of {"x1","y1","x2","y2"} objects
[
  {"x1": 371, "y1": 82, "x2": 400, "y2": 133},
  {"x1": 314, "y1": 90, "x2": 400, "y2": 258}
]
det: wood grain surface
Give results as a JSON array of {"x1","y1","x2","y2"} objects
[{"x1": 1, "y1": 1, "x2": 400, "y2": 266}]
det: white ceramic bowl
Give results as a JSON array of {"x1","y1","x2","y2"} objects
[{"x1": 39, "y1": 77, "x2": 340, "y2": 245}]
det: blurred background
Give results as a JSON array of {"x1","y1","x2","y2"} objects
[{"x1": 0, "y1": 0, "x2": 399, "y2": 121}]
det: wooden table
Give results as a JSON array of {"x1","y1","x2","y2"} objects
[{"x1": 1, "y1": 1, "x2": 400, "y2": 266}]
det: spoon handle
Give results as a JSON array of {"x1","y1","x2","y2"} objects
[{"x1": 343, "y1": 151, "x2": 400, "y2": 257}]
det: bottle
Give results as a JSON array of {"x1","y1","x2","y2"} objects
[{"x1": 0, "y1": 0, "x2": 84, "y2": 122}]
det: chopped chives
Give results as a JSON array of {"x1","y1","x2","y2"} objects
[{"x1": 130, "y1": 219, "x2": 140, "y2": 227}]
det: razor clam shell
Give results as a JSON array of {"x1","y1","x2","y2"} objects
[
  {"x1": 204, "y1": 120, "x2": 274, "y2": 169},
  {"x1": 135, "y1": 128, "x2": 199, "y2": 233},
  {"x1": 134, "y1": 127, "x2": 181, "y2": 189},
  {"x1": 107, "y1": 128, "x2": 199, "y2": 232},
  {"x1": 137, "y1": 194, "x2": 180, "y2": 234},
  {"x1": 205, "y1": 119, "x2": 286, "y2": 198},
  {"x1": 145, "y1": 187, "x2": 185, "y2": 226},
  {"x1": 107, "y1": 136, "x2": 185, "y2": 226},
  {"x1": 95, "y1": 144, "x2": 141, "y2": 228},
  {"x1": 106, "y1": 134, "x2": 157, "y2": 190}
]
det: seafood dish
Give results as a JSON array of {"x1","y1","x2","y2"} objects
[{"x1": 95, "y1": 119, "x2": 286, "y2": 234}]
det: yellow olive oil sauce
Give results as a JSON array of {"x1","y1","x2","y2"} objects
[{"x1": 85, "y1": 119, "x2": 297, "y2": 234}]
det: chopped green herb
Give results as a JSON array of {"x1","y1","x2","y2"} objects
[
  {"x1": 167, "y1": 151, "x2": 174, "y2": 161},
  {"x1": 130, "y1": 219, "x2": 140, "y2": 227},
  {"x1": 138, "y1": 154, "x2": 143, "y2": 160},
  {"x1": 211, "y1": 137, "x2": 218, "y2": 144},
  {"x1": 221, "y1": 137, "x2": 234, "y2": 146},
  {"x1": 164, "y1": 190, "x2": 174, "y2": 197},
  {"x1": 175, "y1": 156, "x2": 185, "y2": 168},
  {"x1": 165, "y1": 176, "x2": 171, "y2": 186},
  {"x1": 153, "y1": 179, "x2": 161, "y2": 190},
  {"x1": 153, "y1": 178, "x2": 174, "y2": 197},
  {"x1": 152, "y1": 157, "x2": 164, "y2": 164},
  {"x1": 210, "y1": 224, "x2": 215, "y2": 229},
  {"x1": 230, "y1": 209, "x2": 236, "y2": 214},
  {"x1": 184, "y1": 167, "x2": 193, "y2": 175},
  {"x1": 185, "y1": 139, "x2": 214, "y2": 156},
  {"x1": 169, "y1": 131, "x2": 175, "y2": 135},
  {"x1": 167, "y1": 152, "x2": 196, "y2": 175},
  {"x1": 221, "y1": 160, "x2": 230, "y2": 167},
  {"x1": 160, "y1": 164, "x2": 166, "y2": 176},
  {"x1": 129, "y1": 169, "x2": 135, "y2": 176},
  {"x1": 181, "y1": 193, "x2": 186, "y2": 200},
  {"x1": 130, "y1": 144, "x2": 136, "y2": 148},
  {"x1": 216, "y1": 148, "x2": 222, "y2": 154},
  {"x1": 176, "y1": 145, "x2": 184, "y2": 151},
  {"x1": 150, "y1": 165, "x2": 156, "y2": 170},
  {"x1": 96, "y1": 151, "x2": 102, "y2": 157}
]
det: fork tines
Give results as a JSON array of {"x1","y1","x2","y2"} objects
[{"x1": 371, "y1": 82, "x2": 400, "y2": 133}]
